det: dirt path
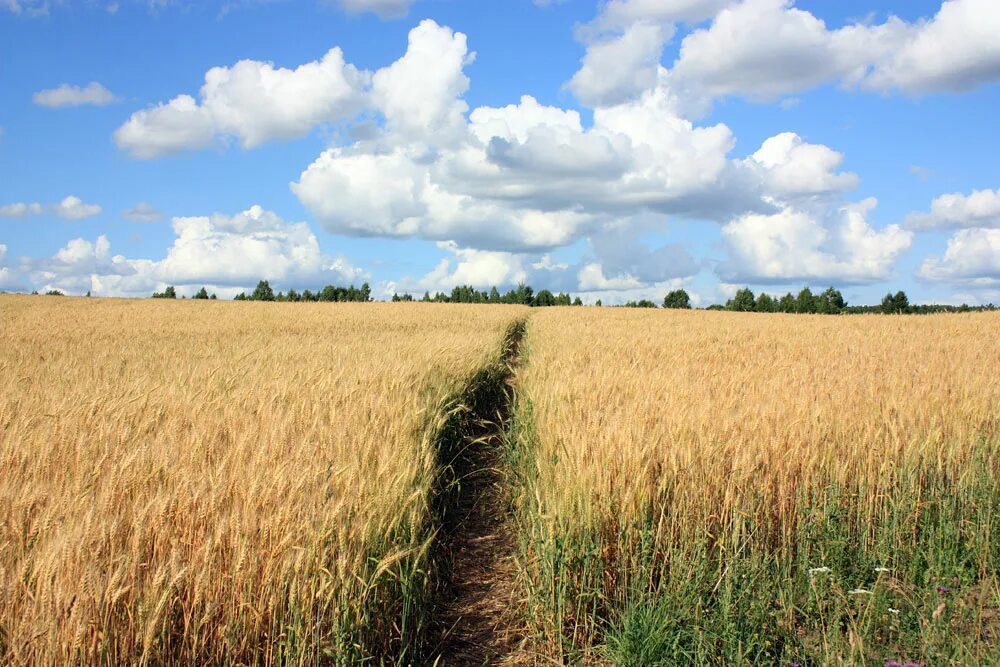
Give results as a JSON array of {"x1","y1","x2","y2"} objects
[{"x1": 429, "y1": 324, "x2": 525, "y2": 666}]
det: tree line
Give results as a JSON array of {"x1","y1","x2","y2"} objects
[
  {"x1": 710, "y1": 286, "x2": 997, "y2": 314},
  {"x1": 140, "y1": 281, "x2": 996, "y2": 314}
]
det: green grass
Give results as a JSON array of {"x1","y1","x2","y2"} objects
[{"x1": 508, "y1": 392, "x2": 1000, "y2": 666}]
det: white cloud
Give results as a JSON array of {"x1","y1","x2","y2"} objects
[
  {"x1": 567, "y1": 22, "x2": 671, "y2": 107},
  {"x1": 748, "y1": 132, "x2": 858, "y2": 198},
  {"x1": 665, "y1": 0, "x2": 1000, "y2": 107},
  {"x1": 0, "y1": 195, "x2": 102, "y2": 220},
  {"x1": 19, "y1": 205, "x2": 365, "y2": 296},
  {"x1": 718, "y1": 198, "x2": 913, "y2": 284},
  {"x1": 371, "y1": 19, "x2": 473, "y2": 145},
  {"x1": 115, "y1": 47, "x2": 367, "y2": 157},
  {"x1": 863, "y1": 0, "x2": 1000, "y2": 93},
  {"x1": 591, "y1": 0, "x2": 733, "y2": 29},
  {"x1": 577, "y1": 262, "x2": 644, "y2": 290},
  {"x1": 1, "y1": 0, "x2": 49, "y2": 16},
  {"x1": 918, "y1": 228, "x2": 1000, "y2": 283},
  {"x1": 123, "y1": 201, "x2": 163, "y2": 222},
  {"x1": 906, "y1": 188, "x2": 1000, "y2": 230},
  {"x1": 331, "y1": 0, "x2": 413, "y2": 19},
  {"x1": 33, "y1": 82, "x2": 117, "y2": 108}
]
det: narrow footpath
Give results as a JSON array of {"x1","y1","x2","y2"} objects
[{"x1": 429, "y1": 321, "x2": 526, "y2": 666}]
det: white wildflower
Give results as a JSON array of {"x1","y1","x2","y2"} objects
[
  {"x1": 808, "y1": 566, "x2": 832, "y2": 575},
  {"x1": 848, "y1": 588, "x2": 872, "y2": 595}
]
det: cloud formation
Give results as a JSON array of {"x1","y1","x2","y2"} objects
[
  {"x1": 906, "y1": 188, "x2": 1000, "y2": 230},
  {"x1": 115, "y1": 48, "x2": 367, "y2": 157},
  {"x1": 33, "y1": 82, "x2": 117, "y2": 108},
  {"x1": 1, "y1": 205, "x2": 364, "y2": 297},
  {"x1": 0, "y1": 196, "x2": 102, "y2": 220}
]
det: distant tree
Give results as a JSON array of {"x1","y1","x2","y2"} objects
[
  {"x1": 489, "y1": 286, "x2": 501, "y2": 303},
  {"x1": 45, "y1": 289, "x2": 65, "y2": 296},
  {"x1": 595, "y1": 299, "x2": 602, "y2": 307},
  {"x1": 881, "y1": 290, "x2": 910, "y2": 314},
  {"x1": 663, "y1": 289, "x2": 692, "y2": 309},
  {"x1": 778, "y1": 292, "x2": 796, "y2": 313},
  {"x1": 392, "y1": 293, "x2": 414, "y2": 302},
  {"x1": 572, "y1": 296, "x2": 583, "y2": 306},
  {"x1": 815, "y1": 286, "x2": 846, "y2": 314},
  {"x1": 31, "y1": 290, "x2": 39, "y2": 295},
  {"x1": 533, "y1": 289, "x2": 556, "y2": 307},
  {"x1": 234, "y1": 292, "x2": 247, "y2": 301},
  {"x1": 152, "y1": 286, "x2": 177, "y2": 299},
  {"x1": 286, "y1": 289, "x2": 301, "y2": 302},
  {"x1": 727, "y1": 288, "x2": 756, "y2": 312},
  {"x1": 193, "y1": 287, "x2": 210, "y2": 300},
  {"x1": 706, "y1": 304, "x2": 725, "y2": 311},
  {"x1": 754, "y1": 292, "x2": 777, "y2": 313},
  {"x1": 624, "y1": 299, "x2": 657, "y2": 308},
  {"x1": 251, "y1": 280, "x2": 275, "y2": 301},
  {"x1": 795, "y1": 287, "x2": 815, "y2": 314},
  {"x1": 85, "y1": 291, "x2": 91, "y2": 298},
  {"x1": 210, "y1": 293, "x2": 217, "y2": 300}
]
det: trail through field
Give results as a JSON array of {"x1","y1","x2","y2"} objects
[{"x1": 430, "y1": 322, "x2": 526, "y2": 666}]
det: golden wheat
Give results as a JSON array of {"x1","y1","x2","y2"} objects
[
  {"x1": 0, "y1": 295, "x2": 522, "y2": 665},
  {"x1": 514, "y1": 307, "x2": 1000, "y2": 661}
]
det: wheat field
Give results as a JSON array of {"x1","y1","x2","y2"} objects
[
  {"x1": 0, "y1": 295, "x2": 522, "y2": 665},
  {"x1": 513, "y1": 308, "x2": 1000, "y2": 665}
]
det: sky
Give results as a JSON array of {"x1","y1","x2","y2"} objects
[{"x1": 1, "y1": 0, "x2": 999, "y2": 306}]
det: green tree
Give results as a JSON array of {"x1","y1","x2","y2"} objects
[
  {"x1": 795, "y1": 287, "x2": 816, "y2": 314},
  {"x1": 572, "y1": 296, "x2": 583, "y2": 306},
  {"x1": 755, "y1": 292, "x2": 776, "y2": 313},
  {"x1": 152, "y1": 286, "x2": 177, "y2": 299},
  {"x1": 881, "y1": 290, "x2": 910, "y2": 314},
  {"x1": 727, "y1": 288, "x2": 756, "y2": 312},
  {"x1": 815, "y1": 286, "x2": 846, "y2": 314},
  {"x1": 533, "y1": 289, "x2": 556, "y2": 307},
  {"x1": 595, "y1": 299, "x2": 602, "y2": 307},
  {"x1": 193, "y1": 287, "x2": 210, "y2": 300},
  {"x1": 778, "y1": 293, "x2": 796, "y2": 312},
  {"x1": 251, "y1": 280, "x2": 275, "y2": 301},
  {"x1": 663, "y1": 289, "x2": 692, "y2": 309}
]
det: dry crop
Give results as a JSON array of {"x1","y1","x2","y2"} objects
[
  {"x1": 512, "y1": 307, "x2": 1000, "y2": 665},
  {"x1": 0, "y1": 295, "x2": 522, "y2": 665}
]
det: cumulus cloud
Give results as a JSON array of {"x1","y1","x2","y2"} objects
[
  {"x1": 906, "y1": 188, "x2": 1000, "y2": 230},
  {"x1": 115, "y1": 47, "x2": 367, "y2": 157},
  {"x1": 747, "y1": 132, "x2": 859, "y2": 198},
  {"x1": 0, "y1": 195, "x2": 102, "y2": 220},
  {"x1": 9, "y1": 205, "x2": 365, "y2": 296},
  {"x1": 664, "y1": 0, "x2": 1000, "y2": 107},
  {"x1": 123, "y1": 201, "x2": 163, "y2": 222},
  {"x1": 718, "y1": 198, "x2": 913, "y2": 284},
  {"x1": 371, "y1": 19, "x2": 473, "y2": 145},
  {"x1": 567, "y1": 22, "x2": 672, "y2": 107},
  {"x1": 33, "y1": 82, "x2": 117, "y2": 108},
  {"x1": 918, "y1": 228, "x2": 1000, "y2": 284}
]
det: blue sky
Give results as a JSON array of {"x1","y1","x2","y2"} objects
[{"x1": 1, "y1": 0, "x2": 999, "y2": 305}]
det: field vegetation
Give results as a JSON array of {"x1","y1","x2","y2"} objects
[
  {"x1": 511, "y1": 308, "x2": 1000, "y2": 665},
  {"x1": 0, "y1": 295, "x2": 524, "y2": 665}
]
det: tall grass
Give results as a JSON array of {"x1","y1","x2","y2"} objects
[
  {"x1": 0, "y1": 295, "x2": 523, "y2": 665},
  {"x1": 511, "y1": 308, "x2": 1000, "y2": 665}
]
